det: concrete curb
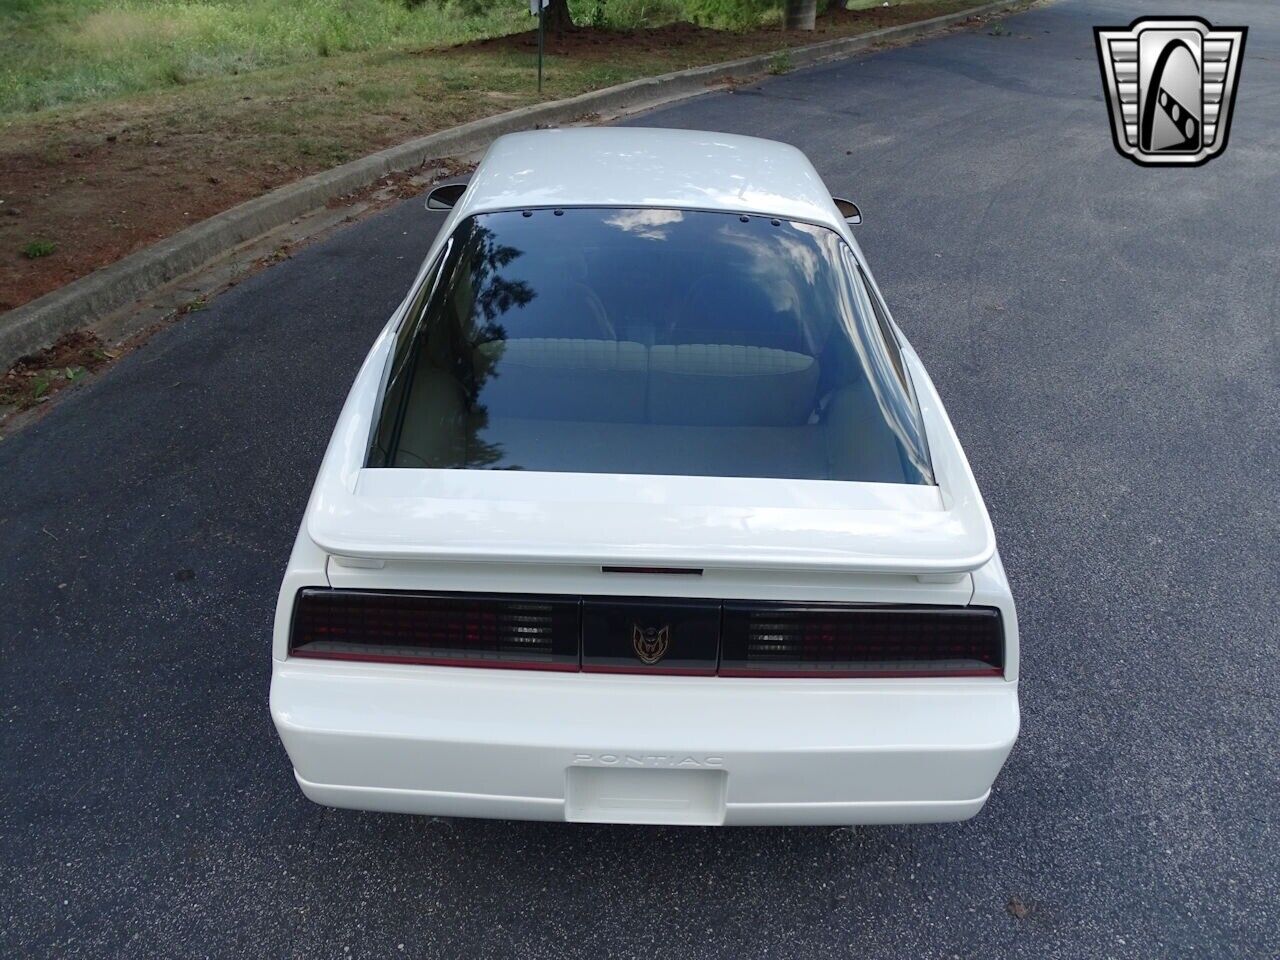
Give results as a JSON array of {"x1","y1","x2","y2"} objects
[{"x1": 0, "y1": 0, "x2": 1022, "y2": 368}]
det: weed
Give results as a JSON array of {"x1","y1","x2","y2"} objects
[
  {"x1": 22, "y1": 240, "x2": 56, "y2": 258},
  {"x1": 766, "y1": 51, "x2": 793, "y2": 75}
]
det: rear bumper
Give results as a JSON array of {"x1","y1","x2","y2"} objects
[{"x1": 270, "y1": 660, "x2": 1018, "y2": 827}]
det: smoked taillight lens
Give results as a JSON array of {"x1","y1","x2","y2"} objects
[
  {"x1": 288, "y1": 589, "x2": 580, "y2": 670},
  {"x1": 719, "y1": 604, "x2": 1004, "y2": 677},
  {"x1": 288, "y1": 591, "x2": 1004, "y2": 678}
]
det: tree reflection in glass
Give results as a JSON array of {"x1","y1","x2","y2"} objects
[{"x1": 371, "y1": 208, "x2": 934, "y2": 486}]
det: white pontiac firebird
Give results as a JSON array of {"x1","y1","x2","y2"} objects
[{"x1": 269, "y1": 127, "x2": 1019, "y2": 827}]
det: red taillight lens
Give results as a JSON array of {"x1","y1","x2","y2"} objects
[
  {"x1": 289, "y1": 589, "x2": 580, "y2": 670},
  {"x1": 719, "y1": 604, "x2": 1004, "y2": 677}
]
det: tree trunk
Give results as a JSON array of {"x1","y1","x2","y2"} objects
[
  {"x1": 543, "y1": 0, "x2": 574, "y2": 40},
  {"x1": 784, "y1": 0, "x2": 816, "y2": 31}
]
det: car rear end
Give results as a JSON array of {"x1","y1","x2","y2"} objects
[
  {"x1": 269, "y1": 129, "x2": 1019, "y2": 826},
  {"x1": 271, "y1": 534, "x2": 1018, "y2": 826}
]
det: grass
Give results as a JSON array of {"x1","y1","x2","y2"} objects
[{"x1": 0, "y1": 0, "x2": 528, "y2": 115}]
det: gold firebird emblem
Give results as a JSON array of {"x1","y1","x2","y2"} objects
[{"x1": 632, "y1": 624, "x2": 671, "y2": 664}]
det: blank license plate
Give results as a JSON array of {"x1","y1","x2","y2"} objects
[{"x1": 565, "y1": 767, "x2": 728, "y2": 826}]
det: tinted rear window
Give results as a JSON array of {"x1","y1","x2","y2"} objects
[{"x1": 369, "y1": 208, "x2": 932, "y2": 484}]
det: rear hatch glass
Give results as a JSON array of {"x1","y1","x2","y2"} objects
[{"x1": 369, "y1": 207, "x2": 932, "y2": 484}]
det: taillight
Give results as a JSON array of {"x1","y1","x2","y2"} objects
[
  {"x1": 289, "y1": 589, "x2": 579, "y2": 670},
  {"x1": 288, "y1": 590, "x2": 1004, "y2": 678},
  {"x1": 719, "y1": 604, "x2": 1003, "y2": 677}
]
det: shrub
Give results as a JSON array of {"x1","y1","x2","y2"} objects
[{"x1": 22, "y1": 240, "x2": 57, "y2": 259}]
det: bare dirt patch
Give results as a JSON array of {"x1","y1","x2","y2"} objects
[
  {"x1": 0, "y1": 125, "x2": 268, "y2": 314},
  {"x1": 0, "y1": 330, "x2": 116, "y2": 417}
]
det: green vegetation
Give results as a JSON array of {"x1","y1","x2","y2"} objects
[
  {"x1": 766, "y1": 50, "x2": 792, "y2": 74},
  {"x1": 21, "y1": 239, "x2": 57, "y2": 258},
  {"x1": 0, "y1": 0, "x2": 793, "y2": 115},
  {"x1": 0, "y1": 0, "x2": 525, "y2": 114}
]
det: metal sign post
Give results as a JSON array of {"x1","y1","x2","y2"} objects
[{"x1": 530, "y1": 0, "x2": 547, "y2": 93}]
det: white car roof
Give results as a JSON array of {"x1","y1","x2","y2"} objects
[{"x1": 458, "y1": 127, "x2": 846, "y2": 231}]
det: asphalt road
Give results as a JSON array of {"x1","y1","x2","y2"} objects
[{"x1": 3, "y1": 1, "x2": 1277, "y2": 956}]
